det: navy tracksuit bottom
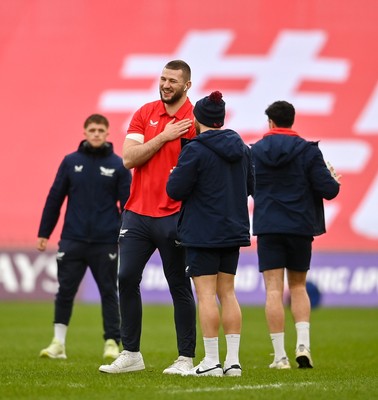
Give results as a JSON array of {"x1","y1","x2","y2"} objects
[
  {"x1": 118, "y1": 211, "x2": 196, "y2": 357},
  {"x1": 55, "y1": 239, "x2": 121, "y2": 342}
]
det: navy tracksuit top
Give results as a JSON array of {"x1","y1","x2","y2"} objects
[
  {"x1": 38, "y1": 140, "x2": 132, "y2": 244},
  {"x1": 166, "y1": 129, "x2": 253, "y2": 248},
  {"x1": 251, "y1": 133, "x2": 340, "y2": 237}
]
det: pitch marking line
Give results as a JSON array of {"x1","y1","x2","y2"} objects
[{"x1": 163, "y1": 381, "x2": 315, "y2": 394}]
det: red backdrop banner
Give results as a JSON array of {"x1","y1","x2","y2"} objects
[{"x1": 1, "y1": 0, "x2": 378, "y2": 250}]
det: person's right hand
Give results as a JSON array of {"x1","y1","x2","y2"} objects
[
  {"x1": 37, "y1": 237, "x2": 48, "y2": 251},
  {"x1": 161, "y1": 118, "x2": 193, "y2": 142}
]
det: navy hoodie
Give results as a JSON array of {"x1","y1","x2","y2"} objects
[
  {"x1": 166, "y1": 129, "x2": 253, "y2": 248},
  {"x1": 38, "y1": 140, "x2": 131, "y2": 243},
  {"x1": 251, "y1": 132, "x2": 340, "y2": 236}
]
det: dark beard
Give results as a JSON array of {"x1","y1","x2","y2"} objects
[{"x1": 160, "y1": 88, "x2": 185, "y2": 105}]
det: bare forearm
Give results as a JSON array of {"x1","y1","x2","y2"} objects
[
  {"x1": 123, "y1": 118, "x2": 193, "y2": 169},
  {"x1": 123, "y1": 135, "x2": 167, "y2": 169}
]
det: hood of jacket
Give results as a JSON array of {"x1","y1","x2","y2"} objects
[
  {"x1": 252, "y1": 131, "x2": 309, "y2": 167},
  {"x1": 194, "y1": 129, "x2": 246, "y2": 163},
  {"x1": 78, "y1": 140, "x2": 114, "y2": 156}
]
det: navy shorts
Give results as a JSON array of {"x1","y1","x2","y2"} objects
[
  {"x1": 257, "y1": 234, "x2": 313, "y2": 272},
  {"x1": 185, "y1": 247, "x2": 240, "y2": 277}
]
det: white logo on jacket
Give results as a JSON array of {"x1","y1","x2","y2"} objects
[
  {"x1": 74, "y1": 165, "x2": 83, "y2": 172},
  {"x1": 100, "y1": 166, "x2": 115, "y2": 177}
]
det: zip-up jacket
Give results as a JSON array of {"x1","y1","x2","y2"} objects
[
  {"x1": 38, "y1": 140, "x2": 132, "y2": 243},
  {"x1": 166, "y1": 129, "x2": 253, "y2": 248},
  {"x1": 251, "y1": 130, "x2": 340, "y2": 236}
]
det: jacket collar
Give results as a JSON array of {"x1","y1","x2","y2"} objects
[{"x1": 263, "y1": 128, "x2": 299, "y2": 138}]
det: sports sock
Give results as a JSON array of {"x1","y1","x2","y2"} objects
[
  {"x1": 270, "y1": 332, "x2": 287, "y2": 361},
  {"x1": 295, "y1": 321, "x2": 310, "y2": 349},
  {"x1": 203, "y1": 337, "x2": 219, "y2": 365},
  {"x1": 54, "y1": 323, "x2": 67, "y2": 345},
  {"x1": 224, "y1": 334, "x2": 240, "y2": 366}
]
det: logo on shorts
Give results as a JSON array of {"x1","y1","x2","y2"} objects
[
  {"x1": 56, "y1": 251, "x2": 65, "y2": 260},
  {"x1": 108, "y1": 253, "x2": 117, "y2": 260},
  {"x1": 119, "y1": 229, "x2": 128, "y2": 237}
]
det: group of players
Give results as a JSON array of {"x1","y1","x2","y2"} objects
[{"x1": 37, "y1": 60, "x2": 341, "y2": 376}]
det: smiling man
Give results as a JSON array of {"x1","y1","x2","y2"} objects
[{"x1": 99, "y1": 60, "x2": 197, "y2": 375}]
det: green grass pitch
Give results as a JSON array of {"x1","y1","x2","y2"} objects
[{"x1": 0, "y1": 302, "x2": 377, "y2": 400}]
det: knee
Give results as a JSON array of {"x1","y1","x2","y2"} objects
[
  {"x1": 167, "y1": 274, "x2": 191, "y2": 292},
  {"x1": 217, "y1": 291, "x2": 237, "y2": 305},
  {"x1": 118, "y1": 268, "x2": 141, "y2": 289},
  {"x1": 266, "y1": 288, "x2": 284, "y2": 303},
  {"x1": 289, "y1": 284, "x2": 307, "y2": 297}
]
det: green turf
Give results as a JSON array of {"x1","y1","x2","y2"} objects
[{"x1": 0, "y1": 302, "x2": 377, "y2": 400}]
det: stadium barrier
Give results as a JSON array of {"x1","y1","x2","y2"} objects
[{"x1": 0, "y1": 248, "x2": 377, "y2": 307}]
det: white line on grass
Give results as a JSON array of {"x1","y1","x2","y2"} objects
[{"x1": 163, "y1": 381, "x2": 315, "y2": 394}]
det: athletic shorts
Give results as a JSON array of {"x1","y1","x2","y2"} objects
[
  {"x1": 185, "y1": 246, "x2": 240, "y2": 277},
  {"x1": 257, "y1": 234, "x2": 313, "y2": 272}
]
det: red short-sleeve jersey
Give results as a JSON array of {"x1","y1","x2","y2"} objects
[{"x1": 124, "y1": 98, "x2": 195, "y2": 217}]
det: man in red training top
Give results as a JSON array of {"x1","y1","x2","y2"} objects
[{"x1": 99, "y1": 60, "x2": 196, "y2": 375}]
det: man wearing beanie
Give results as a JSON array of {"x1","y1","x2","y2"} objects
[{"x1": 167, "y1": 91, "x2": 253, "y2": 377}]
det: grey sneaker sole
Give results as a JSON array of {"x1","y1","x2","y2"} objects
[
  {"x1": 99, "y1": 363, "x2": 145, "y2": 374},
  {"x1": 163, "y1": 369, "x2": 186, "y2": 375}
]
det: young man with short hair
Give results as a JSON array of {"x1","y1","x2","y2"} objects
[
  {"x1": 38, "y1": 114, "x2": 131, "y2": 361},
  {"x1": 251, "y1": 100, "x2": 341, "y2": 369}
]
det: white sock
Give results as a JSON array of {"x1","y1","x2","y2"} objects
[
  {"x1": 295, "y1": 321, "x2": 310, "y2": 349},
  {"x1": 224, "y1": 334, "x2": 240, "y2": 366},
  {"x1": 54, "y1": 323, "x2": 67, "y2": 345},
  {"x1": 203, "y1": 337, "x2": 219, "y2": 365},
  {"x1": 270, "y1": 332, "x2": 287, "y2": 361}
]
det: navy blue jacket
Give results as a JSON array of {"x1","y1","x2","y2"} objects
[
  {"x1": 38, "y1": 140, "x2": 132, "y2": 244},
  {"x1": 251, "y1": 132, "x2": 340, "y2": 236},
  {"x1": 166, "y1": 129, "x2": 253, "y2": 248}
]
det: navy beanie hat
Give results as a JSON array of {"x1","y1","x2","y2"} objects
[{"x1": 193, "y1": 91, "x2": 225, "y2": 128}]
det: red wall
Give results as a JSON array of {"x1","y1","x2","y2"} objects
[{"x1": 1, "y1": 0, "x2": 378, "y2": 250}]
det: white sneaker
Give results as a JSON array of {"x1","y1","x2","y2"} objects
[
  {"x1": 296, "y1": 345, "x2": 313, "y2": 368},
  {"x1": 99, "y1": 350, "x2": 145, "y2": 374},
  {"x1": 185, "y1": 359, "x2": 223, "y2": 377},
  {"x1": 269, "y1": 356, "x2": 291, "y2": 369},
  {"x1": 223, "y1": 363, "x2": 242, "y2": 376},
  {"x1": 103, "y1": 339, "x2": 119, "y2": 360},
  {"x1": 39, "y1": 338, "x2": 67, "y2": 359},
  {"x1": 163, "y1": 356, "x2": 193, "y2": 375}
]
